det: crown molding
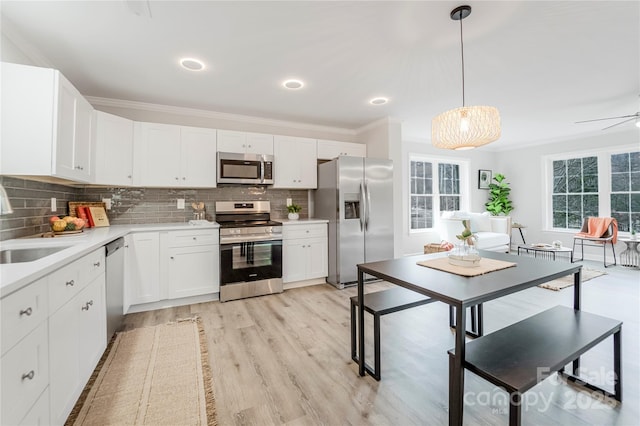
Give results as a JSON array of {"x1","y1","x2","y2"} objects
[
  {"x1": 86, "y1": 96, "x2": 357, "y2": 136},
  {"x1": 1, "y1": 17, "x2": 55, "y2": 68},
  {"x1": 355, "y1": 116, "x2": 403, "y2": 135}
]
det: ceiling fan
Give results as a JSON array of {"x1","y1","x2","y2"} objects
[{"x1": 575, "y1": 112, "x2": 640, "y2": 130}]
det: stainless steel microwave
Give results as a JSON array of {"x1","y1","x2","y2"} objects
[{"x1": 217, "y1": 152, "x2": 274, "y2": 185}]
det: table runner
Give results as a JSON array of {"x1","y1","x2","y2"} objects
[{"x1": 417, "y1": 256, "x2": 516, "y2": 277}]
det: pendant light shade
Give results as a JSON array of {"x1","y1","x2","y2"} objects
[
  {"x1": 432, "y1": 106, "x2": 501, "y2": 150},
  {"x1": 432, "y1": 5, "x2": 501, "y2": 150}
]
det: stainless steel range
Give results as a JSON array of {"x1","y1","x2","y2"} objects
[{"x1": 216, "y1": 201, "x2": 282, "y2": 302}]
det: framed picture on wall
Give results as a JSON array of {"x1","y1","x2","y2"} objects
[{"x1": 478, "y1": 169, "x2": 492, "y2": 189}]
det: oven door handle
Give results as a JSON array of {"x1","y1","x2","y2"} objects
[{"x1": 220, "y1": 235, "x2": 283, "y2": 244}]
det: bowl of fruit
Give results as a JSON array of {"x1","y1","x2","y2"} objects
[{"x1": 50, "y1": 216, "x2": 86, "y2": 234}]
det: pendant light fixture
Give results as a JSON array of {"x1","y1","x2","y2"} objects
[{"x1": 432, "y1": 5, "x2": 501, "y2": 150}]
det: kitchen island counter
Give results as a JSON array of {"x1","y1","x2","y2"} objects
[{"x1": 0, "y1": 222, "x2": 219, "y2": 298}]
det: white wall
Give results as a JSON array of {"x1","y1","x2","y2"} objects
[
  {"x1": 496, "y1": 128, "x2": 638, "y2": 257},
  {"x1": 1, "y1": 32, "x2": 35, "y2": 65},
  {"x1": 399, "y1": 139, "x2": 501, "y2": 255},
  {"x1": 397, "y1": 128, "x2": 638, "y2": 258}
]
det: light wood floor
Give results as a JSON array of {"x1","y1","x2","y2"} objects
[{"x1": 122, "y1": 259, "x2": 639, "y2": 425}]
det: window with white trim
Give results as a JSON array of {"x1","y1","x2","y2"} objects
[
  {"x1": 546, "y1": 148, "x2": 639, "y2": 232},
  {"x1": 551, "y1": 156, "x2": 599, "y2": 229},
  {"x1": 410, "y1": 156, "x2": 467, "y2": 231},
  {"x1": 611, "y1": 151, "x2": 640, "y2": 232}
]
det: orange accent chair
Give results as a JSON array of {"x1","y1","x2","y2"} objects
[{"x1": 572, "y1": 217, "x2": 618, "y2": 268}]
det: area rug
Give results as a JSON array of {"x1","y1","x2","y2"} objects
[
  {"x1": 538, "y1": 268, "x2": 605, "y2": 291},
  {"x1": 66, "y1": 317, "x2": 216, "y2": 425}
]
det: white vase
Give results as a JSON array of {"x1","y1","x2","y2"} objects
[{"x1": 288, "y1": 212, "x2": 299, "y2": 220}]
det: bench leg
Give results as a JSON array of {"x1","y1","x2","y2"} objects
[
  {"x1": 558, "y1": 327, "x2": 623, "y2": 402},
  {"x1": 373, "y1": 313, "x2": 381, "y2": 381},
  {"x1": 509, "y1": 392, "x2": 522, "y2": 426},
  {"x1": 351, "y1": 298, "x2": 381, "y2": 381}
]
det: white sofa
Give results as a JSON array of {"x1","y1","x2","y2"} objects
[{"x1": 439, "y1": 212, "x2": 511, "y2": 252}]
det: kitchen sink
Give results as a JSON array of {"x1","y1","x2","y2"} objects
[{"x1": 0, "y1": 246, "x2": 70, "y2": 264}]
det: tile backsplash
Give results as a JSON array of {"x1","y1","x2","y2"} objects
[{"x1": 0, "y1": 176, "x2": 309, "y2": 241}]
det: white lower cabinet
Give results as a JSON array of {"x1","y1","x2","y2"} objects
[
  {"x1": 1, "y1": 247, "x2": 106, "y2": 426},
  {"x1": 283, "y1": 223, "x2": 328, "y2": 283},
  {"x1": 18, "y1": 388, "x2": 49, "y2": 426},
  {"x1": 0, "y1": 322, "x2": 49, "y2": 426},
  {"x1": 167, "y1": 229, "x2": 219, "y2": 299},
  {"x1": 49, "y1": 274, "x2": 106, "y2": 426},
  {"x1": 126, "y1": 229, "x2": 220, "y2": 311},
  {"x1": 125, "y1": 232, "x2": 161, "y2": 306}
]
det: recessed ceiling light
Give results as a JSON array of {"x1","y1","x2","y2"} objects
[
  {"x1": 282, "y1": 79, "x2": 304, "y2": 90},
  {"x1": 179, "y1": 58, "x2": 205, "y2": 71},
  {"x1": 369, "y1": 97, "x2": 389, "y2": 105}
]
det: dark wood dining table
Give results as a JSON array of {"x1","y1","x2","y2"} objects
[{"x1": 356, "y1": 250, "x2": 583, "y2": 426}]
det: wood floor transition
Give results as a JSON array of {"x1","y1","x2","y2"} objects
[{"x1": 122, "y1": 258, "x2": 639, "y2": 425}]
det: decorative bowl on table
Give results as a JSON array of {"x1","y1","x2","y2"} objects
[{"x1": 448, "y1": 253, "x2": 481, "y2": 267}]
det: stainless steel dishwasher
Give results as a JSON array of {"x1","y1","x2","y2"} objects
[{"x1": 105, "y1": 237, "x2": 125, "y2": 338}]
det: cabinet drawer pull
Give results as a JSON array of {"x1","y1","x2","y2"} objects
[
  {"x1": 193, "y1": 237, "x2": 197, "y2": 240},
  {"x1": 66, "y1": 280, "x2": 75, "y2": 287},
  {"x1": 81, "y1": 300, "x2": 94, "y2": 311},
  {"x1": 93, "y1": 261, "x2": 101, "y2": 267},
  {"x1": 19, "y1": 307, "x2": 33, "y2": 317},
  {"x1": 21, "y1": 370, "x2": 35, "y2": 381}
]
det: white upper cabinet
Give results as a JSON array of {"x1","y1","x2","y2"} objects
[
  {"x1": 273, "y1": 135, "x2": 317, "y2": 189},
  {"x1": 180, "y1": 126, "x2": 218, "y2": 187},
  {"x1": 1, "y1": 62, "x2": 94, "y2": 182},
  {"x1": 317, "y1": 139, "x2": 366, "y2": 160},
  {"x1": 217, "y1": 130, "x2": 273, "y2": 155},
  {"x1": 133, "y1": 122, "x2": 217, "y2": 187},
  {"x1": 93, "y1": 111, "x2": 134, "y2": 186}
]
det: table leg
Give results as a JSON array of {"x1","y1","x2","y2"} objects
[
  {"x1": 572, "y1": 268, "x2": 582, "y2": 374},
  {"x1": 358, "y1": 267, "x2": 365, "y2": 377},
  {"x1": 449, "y1": 304, "x2": 466, "y2": 426},
  {"x1": 519, "y1": 228, "x2": 526, "y2": 244}
]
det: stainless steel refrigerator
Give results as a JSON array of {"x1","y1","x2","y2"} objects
[{"x1": 315, "y1": 156, "x2": 394, "y2": 288}]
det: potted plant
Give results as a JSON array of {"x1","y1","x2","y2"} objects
[
  {"x1": 631, "y1": 224, "x2": 637, "y2": 240},
  {"x1": 287, "y1": 204, "x2": 302, "y2": 220},
  {"x1": 485, "y1": 173, "x2": 514, "y2": 216}
]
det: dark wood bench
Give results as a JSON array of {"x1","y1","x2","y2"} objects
[
  {"x1": 449, "y1": 305, "x2": 622, "y2": 426},
  {"x1": 350, "y1": 287, "x2": 434, "y2": 380}
]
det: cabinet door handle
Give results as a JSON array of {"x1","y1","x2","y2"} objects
[
  {"x1": 193, "y1": 237, "x2": 197, "y2": 240},
  {"x1": 127, "y1": 175, "x2": 132, "y2": 179},
  {"x1": 175, "y1": 177, "x2": 179, "y2": 180},
  {"x1": 82, "y1": 300, "x2": 94, "y2": 311},
  {"x1": 170, "y1": 256, "x2": 174, "y2": 260},
  {"x1": 182, "y1": 177, "x2": 186, "y2": 180},
  {"x1": 19, "y1": 307, "x2": 33, "y2": 317},
  {"x1": 21, "y1": 370, "x2": 35, "y2": 381},
  {"x1": 66, "y1": 279, "x2": 75, "y2": 287},
  {"x1": 94, "y1": 261, "x2": 101, "y2": 267}
]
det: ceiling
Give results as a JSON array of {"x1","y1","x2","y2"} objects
[{"x1": 1, "y1": 1, "x2": 639, "y2": 150}]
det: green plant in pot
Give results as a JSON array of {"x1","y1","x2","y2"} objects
[
  {"x1": 485, "y1": 173, "x2": 513, "y2": 216},
  {"x1": 287, "y1": 203, "x2": 302, "y2": 220}
]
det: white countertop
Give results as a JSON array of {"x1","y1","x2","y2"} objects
[
  {"x1": 0, "y1": 222, "x2": 220, "y2": 299},
  {"x1": 279, "y1": 218, "x2": 328, "y2": 225}
]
